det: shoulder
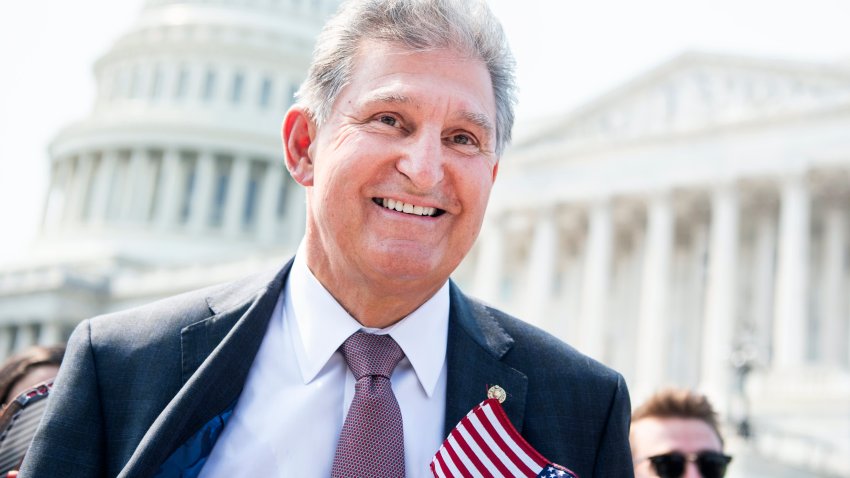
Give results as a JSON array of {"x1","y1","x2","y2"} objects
[
  {"x1": 466, "y1": 295, "x2": 625, "y2": 393},
  {"x1": 84, "y1": 263, "x2": 285, "y2": 352}
]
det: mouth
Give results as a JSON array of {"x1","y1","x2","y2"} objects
[{"x1": 372, "y1": 197, "x2": 445, "y2": 217}]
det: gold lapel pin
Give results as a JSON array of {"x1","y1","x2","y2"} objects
[{"x1": 487, "y1": 385, "x2": 507, "y2": 403}]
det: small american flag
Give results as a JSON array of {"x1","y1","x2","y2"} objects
[{"x1": 430, "y1": 398, "x2": 578, "y2": 478}]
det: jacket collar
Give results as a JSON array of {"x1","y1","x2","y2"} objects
[
  {"x1": 443, "y1": 281, "x2": 528, "y2": 437},
  {"x1": 121, "y1": 259, "x2": 293, "y2": 478}
]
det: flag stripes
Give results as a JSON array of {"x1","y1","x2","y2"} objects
[{"x1": 430, "y1": 398, "x2": 559, "y2": 478}]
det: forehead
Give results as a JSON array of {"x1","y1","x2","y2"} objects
[
  {"x1": 340, "y1": 40, "x2": 496, "y2": 120},
  {"x1": 631, "y1": 417, "x2": 723, "y2": 458}
]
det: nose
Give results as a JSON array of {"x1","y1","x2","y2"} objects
[
  {"x1": 683, "y1": 462, "x2": 701, "y2": 478},
  {"x1": 396, "y1": 131, "x2": 444, "y2": 190}
]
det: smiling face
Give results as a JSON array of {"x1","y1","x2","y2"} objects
[{"x1": 283, "y1": 40, "x2": 499, "y2": 324}]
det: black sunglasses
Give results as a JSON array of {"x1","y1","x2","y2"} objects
[{"x1": 647, "y1": 450, "x2": 732, "y2": 478}]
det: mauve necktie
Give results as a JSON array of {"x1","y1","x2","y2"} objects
[{"x1": 331, "y1": 331, "x2": 406, "y2": 478}]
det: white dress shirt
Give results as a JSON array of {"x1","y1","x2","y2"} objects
[{"x1": 199, "y1": 247, "x2": 449, "y2": 477}]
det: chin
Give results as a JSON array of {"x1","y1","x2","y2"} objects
[{"x1": 367, "y1": 249, "x2": 450, "y2": 283}]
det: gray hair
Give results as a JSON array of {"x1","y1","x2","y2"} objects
[{"x1": 295, "y1": 0, "x2": 517, "y2": 156}]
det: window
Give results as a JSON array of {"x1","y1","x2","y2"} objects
[
  {"x1": 276, "y1": 175, "x2": 288, "y2": 219},
  {"x1": 175, "y1": 66, "x2": 189, "y2": 99},
  {"x1": 231, "y1": 72, "x2": 244, "y2": 104},
  {"x1": 283, "y1": 82, "x2": 298, "y2": 109},
  {"x1": 129, "y1": 66, "x2": 142, "y2": 98},
  {"x1": 150, "y1": 66, "x2": 163, "y2": 100},
  {"x1": 179, "y1": 153, "x2": 197, "y2": 224},
  {"x1": 258, "y1": 77, "x2": 272, "y2": 109},
  {"x1": 202, "y1": 68, "x2": 217, "y2": 101},
  {"x1": 209, "y1": 156, "x2": 233, "y2": 227},
  {"x1": 146, "y1": 152, "x2": 164, "y2": 221},
  {"x1": 243, "y1": 161, "x2": 267, "y2": 228}
]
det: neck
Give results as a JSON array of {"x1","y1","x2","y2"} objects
[{"x1": 304, "y1": 246, "x2": 444, "y2": 330}]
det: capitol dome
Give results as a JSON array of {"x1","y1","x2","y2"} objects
[
  {"x1": 37, "y1": 0, "x2": 339, "y2": 265},
  {"x1": 0, "y1": 0, "x2": 338, "y2": 353}
]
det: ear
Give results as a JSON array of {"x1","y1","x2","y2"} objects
[{"x1": 282, "y1": 106, "x2": 316, "y2": 187}]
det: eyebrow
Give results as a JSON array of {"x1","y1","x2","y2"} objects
[
  {"x1": 362, "y1": 92, "x2": 412, "y2": 106},
  {"x1": 361, "y1": 92, "x2": 496, "y2": 138},
  {"x1": 459, "y1": 111, "x2": 495, "y2": 138}
]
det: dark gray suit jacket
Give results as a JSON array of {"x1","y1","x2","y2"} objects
[{"x1": 21, "y1": 259, "x2": 633, "y2": 477}]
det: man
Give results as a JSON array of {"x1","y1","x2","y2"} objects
[
  {"x1": 630, "y1": 389, "x2": 733, "y2": 478},
  {"x1": 21, "y1": 1, "x2": 633, "y2": 476}
]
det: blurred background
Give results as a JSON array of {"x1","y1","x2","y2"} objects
[{"x1": 1, "y1": 1, "x2": 849, "y2": 476}]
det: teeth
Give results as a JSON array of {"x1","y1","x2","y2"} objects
[{"x1": 377, "y1": 198, "x2": 437, "y2": 217}]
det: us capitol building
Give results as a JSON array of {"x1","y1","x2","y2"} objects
[{"x1": 0, "y1": 1, "x2": 848, "y2": 476}]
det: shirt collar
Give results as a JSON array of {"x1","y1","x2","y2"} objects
[{"x1": 286, "y1": 244, "x2": 449, "y2": 398}]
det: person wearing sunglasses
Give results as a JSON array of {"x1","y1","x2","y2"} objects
[{"x1": 630, "y1": 388, "x2": 733, "y2": 478}]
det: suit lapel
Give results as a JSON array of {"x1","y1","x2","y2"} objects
[
  {"x1": 443, "y1": 282, "x2": 528, "y2": 437},
  {"x1": 120, "y1": 259, "x2": 293, "y2": 478}
]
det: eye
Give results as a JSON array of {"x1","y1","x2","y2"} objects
[
  {"x1": 451, "y1": 134, "x2": 473, "y2": 145},
  {"x1": 378, "y1": 114, "x2": 398, "y2": 127}
]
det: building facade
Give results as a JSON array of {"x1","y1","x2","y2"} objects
[{"x1": 461, "y1": 52, "x2": 850, "y2": 476}]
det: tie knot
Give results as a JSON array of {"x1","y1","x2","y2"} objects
[{"x1": 340, "y1": 332, "x2": 404, "y2": 380}]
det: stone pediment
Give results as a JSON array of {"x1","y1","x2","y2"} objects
[{"x1": 519, "y1": 51, "x2": 850, "y2": 148}]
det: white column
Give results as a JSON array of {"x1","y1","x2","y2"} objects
[
  {"x1": 562, "y1": 244, "x2": 584, "y2": 342},
  {"x1": 635, "y1": 193, "x2": 674, "y2": 399},
  {"x1": 38, "y1": 323, "x2": 64, "y2": 346},
  {"x1": 14, "y1": 325, "x2": 38, "y2": 353},
  {"x1": 522, "y1": 208, "x2": 559, "y2": 329},
  {"x1": 668, "y1": 241, "x2": 688, "y2": 383},
  {"x1": 579, "y1": 200, "x2": 612, "y2": 358},
  {"x1": 258, "y1": 160, "x2": 285, "y2": 243},
  {"x1": 472, "y1": 215, "x2": 505, "y2": 304},
  {"x1": 56, "y1": 156, "x2": 77, "y2": 228},
  {"x1": 60, "y1": 156, "x2": 81, "y2": 227},
  {"x1": 120, "y1": 149, "x2": 148, "y2": 221},
  {"x1": 621, "y1": 231, "x2": 645, "y2": 385},
  {"x1": 700, "y1": 184, "x2": 739, "y2": 411},
  {"x1": 133, "y1": 150, "x2": 159, "y2": 222},
  {"x1": 773, "y1": 175, "x2": 810, "y2": 369},
  {"x1": 688, "y1": 223, "x2": 710, "y2": 381},
  {"x1": 155, "y1": 148, "x2": 184, "y2": 229},
  {"x1": 820, "y1": 205, "x2": 847, "y2": 367},
  {"x1": 42, "y1": 159, "x2": 71, "y2": 233},
  {"x1": 89, "y1": 150, "x2": 118, "y2": 227},
  {"x1": 752, "y1": 212, "x2": 777, "y2": 365},
  {"x1": 224, "y1": 156, "x2": 251, "y2": 236},
  {"x1": 0, "y1": 327, "x2": 13, "y2": 359},
  {"x1": 189, "y1": 151, "x2": 216, "y2": 232},
  {"x1": 65, "y1": 153, "x2": 96, "y2": 225},
  {"x1": 58, "y1": 158, "x2": 76, "y2": 219}
]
